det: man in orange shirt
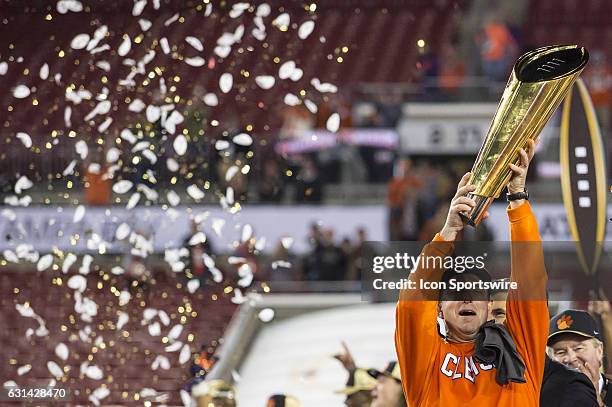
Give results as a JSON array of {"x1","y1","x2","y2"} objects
[{"x1": 396, "y1": 139, "x2": 548, "y2": 406}]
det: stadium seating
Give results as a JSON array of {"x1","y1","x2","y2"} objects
[{"x1": 0, "y1": 267, "x2": 236, "y2": 405}]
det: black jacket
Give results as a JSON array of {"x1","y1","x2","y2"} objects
[{"x1": 540, "y1": 356, "x2": 598, "y2": 407}]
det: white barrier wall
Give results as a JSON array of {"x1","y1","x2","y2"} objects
[
  {"x1": 235, "y1": 303, "x2": 397, "y2": 407},
  {"x1": 1, "y1": 204, "x2": 610, "y2": 254}
]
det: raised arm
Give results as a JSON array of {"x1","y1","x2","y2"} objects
[
  {"x1": 396, "y1": 173, "x2": 481, "y2": 402},
  {"x1": 503, "y1": 138, "x2": 549, "y2": 391}
]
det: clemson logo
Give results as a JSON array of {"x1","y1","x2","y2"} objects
[{"x1": 557, "y1": 315, "x2": 573, "y2": 330}]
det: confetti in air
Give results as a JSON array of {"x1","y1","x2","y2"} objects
[{"x1": 0, "y1": 1, "x2": 339, "y2": 403}]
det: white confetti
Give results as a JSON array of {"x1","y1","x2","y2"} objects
[
  {"x1": 62, "y1": 253, "x2": 77, "y2": 273},
  {"x1": 139, "y1": 19, "x2": 152, "y2": 31},
  {"x1": 165, "y1": 110, "x2": 184, "y2": 134},
  {"x1": 118, "y1": 36, "x2": 132, "y2": 56},
  {"x1": 211, "y1": 219, "x2": 225, "y2": 236},
  {"x1": 168, "y1": 324, "x2": 183, "y2": 340},
  {"x1": 126, "y1": 192, "x2": 141, "y2": 209},
  {"x1": 67, "y1": 275, "x2": 87, "y2": 293},
  {"x1": 70, "y1": 33, "x2": 90, "y2": 49},
  {"x1": 185, "y1": 56, "x2": 206, "y2": 67},
  {"x1": 272, "y1": 13, "x2": 290, "y2": 30},
  {"x1": 132, "y1": 0, "x2": 146, "y2": 16},
  {"x1": 241, "y1": 224, "x2": 253, "y2": 242},
  {"x1": 160, "y1": 37, "x2": 170, "y2": 54},
  {"x1": 187, "y1": 185, "x2": 205, "y2": 201},
  {"x1": 95, "y1": 60, "x2": 110, "y2": 71},
  {"x1": 304, "y1": 99, "x2": 318, "y2": 114},
  {"x1": 14, "y1": 176, "x2": 33, "y2": 194},
  {"x1": 55, "y1": 343, "x2": 69, "y2": 361},
  {"x1": 165, "y1": 341, "x2": 183, "y2": 352},
  {"x1": 284, "y1": 93, "x2": 300, "y2": 106},
  {"x1": 173, "y1": 134, "x2": 188, "y2": 156},
  {"x1": 1, "y1": 209, "x2": 16, "y2": 221},
  {"x1": 233, "y1": 133, "x2": 252, "y2": 146},
  {"x1": 215, "y1": 140, "x2": 230, "y2": 150},
  {"x1": 56, "y1": 0, "x2": 83, "y2": 13},
  {"x1": 120, "y1": 129, "x2": 137, "y2": 144},
  {"x1": 64, "y1": 106, "x2": 72, "y2": 127},
  {"x1": 281, "y1": 237, "x2": 294, "y2": 249},
  {"x1": 225, "y1": 165, "x2": 239, "y2": 182},
  {"x1": 146, "y1": 105, "x2": 161, "y2": 123},
  {"x1": 13, "y1": 85, "x2": 31, "y2": 99},
  {"x1": 148, "y1": 322, "x2": 161, "y2": 336},
  {"x1": 36, "y1": 254, "x2": 53, "y2": 272},
  {"x1": 311, "y1": 77, "x2": 338, "y2": 93},
  {"x1": 255, "y1": 75, "x2": 275, "y2": 89},
  {"x1": 179, "y1": 344, "x2": 191, "y2": 364},
  {"x1": 113, "y1": 180, "x2": 133, "y2": 194},
  {"x1": 119, "y1": 290, "x2": 131, "y2": 305},
  {"x1": 0, "y1": 62, "x2": 7, "y2": 75},
  {"x1": 166, "y1": 158, "x2": 179, "y2": 172},
  {"x1": 115, "y1": 223, "x2": 131, "y2": 240},
  {"x1": 106, "y1": 147, "x2": 120, "y2": 163},
  {"x1": 238, "y1": 263, "x2": 253, "y2": 287},
  {"x1": 229, "y1": 2, "x2": 249, "y2": 18},
  {"x1": 128, "y1": 99, "x2": 145, "y2": 112},
  {"x1": 164, "y1": 13, "x2": 179, "y2": 26},
  {"x1": 17, "y1": 365, "x2": 31, "y2": 376},
  {"x1": 39, "y1": 63, "x2": 49, "y2": 80},
  {"x1": 117, "y1": 312, "x2": 128, "y2": 329},
  {"x1": 73, "y1": 205, "x2": 86, "y2": 223},
  {"x1": 111, "y1": 266, "x2": 124, "y2": 275},
  {"x1": 279, "y1": 60, "x2": 296, "y2": 80},
  {"x1": 258, "y1": 308, "x2": 275, "y2": 322},
  {"x1": 214, "y1": 45, "x2": 231, "y2": 59},
  {"x1": 219, "y1": 73, "x2": 233, "y2": 93},
  {"x1": 167, "y1": 191, "x2": 180, "y2": 207},
  {"x1": 84, "y1": 100, "x2": 111, "y2": 121},
  {"x1": 231, "y1": 288, "x2": 246, "y2": 304},
  {"x1": 62, "y1": 160, "x2": 77, "y2": 177},
  {"x1": 143, "y1": 308, "x2": 158, "y2": 321},
  {"x1": 203, "y1": 93, "x2": 218, "y2": 106},
  {"x1": 186, "y1": 278, "x2": 200, "y2": 294},
  {"x1": 16, "y1": 132, "x2": 32, "y2": 148},
  {"x1": 256, "y1": 3, "x2": 271, "y2": 16},
  {"x1": 188, "y1": 232, "x2": 206, "y2": 245},
  {"x1": 298, "y1": 20, "x2": 315, "y2": 39},
  {"x1": 290, "y1": 68, "x2": 303, "y2": 81},
  {"x1": 326, "y1": 112, "x2": 340, "y2": 133},
  {"x1": 47, "y1": 361, "x2": 64, "y2": 378},
  {"x1": 75, "y1": 140, "x2": 88, "y2": 160},
  {"x1": 85, "y1": 365, "x2": 103, "y2": 380},
  {"x1": 151, "y1": 355, "x2": 170, "y2": 370},
  {"x1": 79, "y1": 254, "x2": 93, "y2": 275},
  {"x1": 185, "y1": 36, "x2": 204, "y2": 51}
]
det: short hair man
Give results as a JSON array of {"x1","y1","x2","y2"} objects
[
  {"x1": 548, "y1": 309, "x2": 612, "y2": 406},
  {"x1": 396, "y1": 140, "x2": 550, "y2": 405},
  {"x1": 335, "y1": 367, "x2": 377, "y2": 407},
  {"x1": 369, "y1": 361, "x2": 407, "y2": 407}
]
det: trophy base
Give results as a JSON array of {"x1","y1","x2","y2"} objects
[{"x1": 460, "y1": 194, "x2": 495, "y2": 227}]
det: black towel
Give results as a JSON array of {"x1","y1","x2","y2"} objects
[{"x1": 474, "y1": 320, "x2": 526, "y2": 385}]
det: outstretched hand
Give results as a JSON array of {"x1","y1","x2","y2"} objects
[{"x1": 332, "y1": 341, "x2": 356, "y2": 372}]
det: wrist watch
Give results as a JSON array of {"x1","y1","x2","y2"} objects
[{"x1": 507, "y1": 188, "x2": 529, "y2": 202}]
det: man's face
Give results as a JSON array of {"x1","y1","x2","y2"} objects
[
  {"x1": 344, "y1": 390, "x2": 372, "y2": 407},
  {"x1": 489, "y1": 292, "x2": 508, "y2": 324},
  {"x1": 371, "y1": 376, "x2": 403, "y2": 407},
  {"x1": 550, "y1": 333, "x2": 603, "y2": 373},
  {"x1": 440, "y1": 300, "x2": 491, "y2": 341}
]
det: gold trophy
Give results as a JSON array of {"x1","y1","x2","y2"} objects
[{"x1": 462, "y1": 45, "x2": 589, "y2": 226}]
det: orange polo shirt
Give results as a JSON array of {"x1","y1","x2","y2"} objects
[{"x1": 395, "y1": 202, "x2": 548, "y2": 406}]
